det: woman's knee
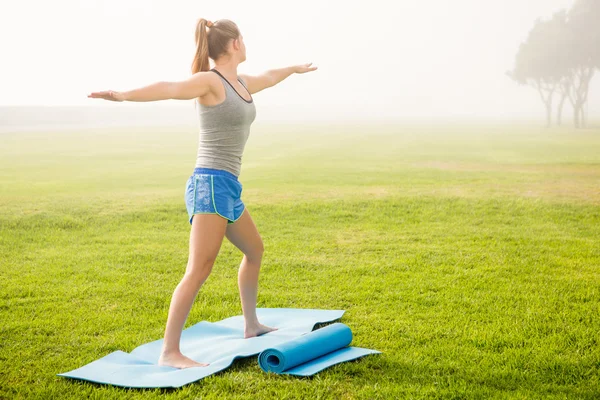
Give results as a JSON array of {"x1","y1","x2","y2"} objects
[
  {"x1": 245, "y1": 240, "x2": 264, "y2": 262},
  {"x1": 184, "y1": 258, "x2": 215, "y2": 282},
  {"x1": 256, "y1": 239, "x2": 265, "y2": 256}
]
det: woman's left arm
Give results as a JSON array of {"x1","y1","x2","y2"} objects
[{"x1": 240, "y1": 63, "x2": 318, "y2": 94}]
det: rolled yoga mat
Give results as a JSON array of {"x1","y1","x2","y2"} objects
[{"x1": 258, "y1": 322, "x2": 380, "y2": 376}]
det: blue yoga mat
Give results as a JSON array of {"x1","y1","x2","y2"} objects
[
  {"x1": 258, "y1": 322, "x2": 380, "y2": 376},
  {"x1": 57, "y1": 308, "x2": 381, "y2": 388}
]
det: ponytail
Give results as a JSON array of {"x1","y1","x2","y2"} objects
[{"x1": 192, "y1": 19, "x2": 212, "y2": 74}]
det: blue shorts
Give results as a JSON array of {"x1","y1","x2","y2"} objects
[{"x1": 184, "y1": 167, "x2": 245, "y2": 225}]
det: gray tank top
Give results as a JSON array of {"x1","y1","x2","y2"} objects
[{"x1": 194, "y1": 68, "x2": 257, "y2": 177}]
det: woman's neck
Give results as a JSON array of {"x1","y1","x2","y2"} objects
[{"x1": 212, "y1": 62, "x2": 239, "y2": 81}]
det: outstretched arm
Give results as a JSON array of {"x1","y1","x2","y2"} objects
[
  {"x1": 87, "y1": 71, "x2": 214, "y2": 102},
  {"x1": 239, "y1": 63, "x2": 318, "y2": 95}
]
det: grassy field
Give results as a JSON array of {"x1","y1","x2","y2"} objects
[{"x1": 1, "y1": 122, "x2": 599, "y2": 399}]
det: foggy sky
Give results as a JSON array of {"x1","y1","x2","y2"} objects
[{"x1": 1, "y1": 0, "x2": 597, "y2": 122}]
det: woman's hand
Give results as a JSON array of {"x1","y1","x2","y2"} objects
[
  {"x1": 87, "y1": 90, "x2": 126, "y2": 102},
  {"x1": 294, "y1": 63, "x2": 318, "y2": 74}
]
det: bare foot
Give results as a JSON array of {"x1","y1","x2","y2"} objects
[
  {"x1": 157, "y1": 351, "x2": 210, "y2": 369},
  {"x1": 244, "y1": 322, "x2": 278, "y2": 339}
]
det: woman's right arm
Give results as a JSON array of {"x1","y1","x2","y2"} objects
[{"x1": 88, "y1": 71, "x2": 214, "y2": 102}]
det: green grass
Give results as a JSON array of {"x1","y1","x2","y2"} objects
[{"x1": 1, "y1": 122, "x2": 599, "y2": 399}]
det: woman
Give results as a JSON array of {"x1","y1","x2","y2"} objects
[{"x1": 88, "y1": 18, "x2": 317, "y2": 369}]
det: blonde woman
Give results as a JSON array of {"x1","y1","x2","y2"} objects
[{"x1": 88, "y1": 18, "x2": 318, "y2": 369}]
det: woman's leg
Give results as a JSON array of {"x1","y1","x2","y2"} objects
[
  {"x1": 225, "y1": 208, "x2": 278, "y2": 338},
  {"x1": 157, "y1": 213, "x2": 228, "y2": 369}
]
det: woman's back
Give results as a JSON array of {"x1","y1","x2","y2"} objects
[{"x1": 195, "y1": 69, "x2": 256, "y2": 177}]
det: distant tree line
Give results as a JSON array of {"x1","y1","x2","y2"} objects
[{"x1": 507, "y1": 0, "x2": 599, "y2": 128}]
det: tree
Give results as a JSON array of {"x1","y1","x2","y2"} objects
[
  {"x1": 507, "y1": 14, "x2": 567, "y2": 127},
  {"x1": 552, "y1": 10, "x2": 573, "y2": 126},
  {"x1": 508, "y1": 1, "x2": 599, "y2": 128},
  {"x1": 565, "y1": 0, "x2": 600, "y2": 128}
]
